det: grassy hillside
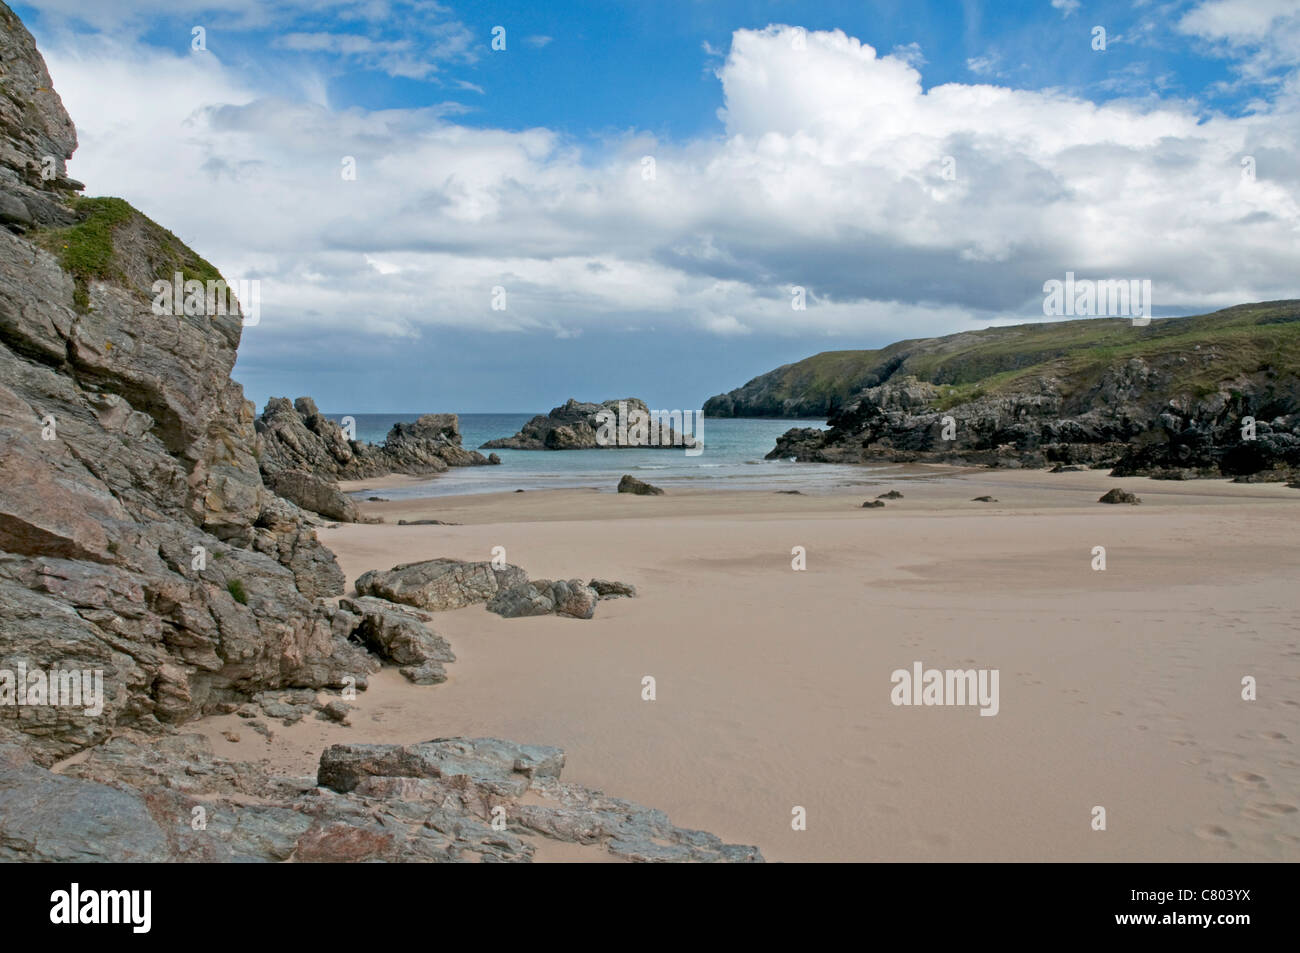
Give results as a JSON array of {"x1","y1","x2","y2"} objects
[{"x1": 705, "y1": 301, "x2": 1300, "y2": 417}]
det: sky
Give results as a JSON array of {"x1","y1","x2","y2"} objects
[{"x1": 14, "y1": 0, "x2": 1300, "y2": 412}]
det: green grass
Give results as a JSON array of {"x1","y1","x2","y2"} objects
[
  {"x1": 34, "y1": 196, "x2": 225, "y2": 313},
  {"x1": 713, "y1": 301, "x2": 1300, "y2": 416},
  {"x1": 226, "y1": 579, "x2": 248, "y2": 605}
]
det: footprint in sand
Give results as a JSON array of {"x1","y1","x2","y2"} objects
[
  {"x1": 1229, "y1": 771, "x2": 1267, "y2": 786},
  {"x1": 1194, "y1": 824, "x2": 1233, "y2": 841},
  {"x1": 1243, "y1": 802, "x2": 1297, "y2": 819}
]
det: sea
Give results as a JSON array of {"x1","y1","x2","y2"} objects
[{"x1": 324, "y1": 413, "x2": 887, "y2": 498}]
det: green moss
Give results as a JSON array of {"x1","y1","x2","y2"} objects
[
  {"x1": 33, "y1": 196, "x2": 226, "y2": 314},
  {"x1": 226, "y1": 579, "x2": 248, "y2": 605}
]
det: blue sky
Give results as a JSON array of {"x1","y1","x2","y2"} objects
[{"x1": 16, "y1": 0, "x2": 1300, "y2": 411}]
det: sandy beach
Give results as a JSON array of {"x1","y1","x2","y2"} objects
[{"x1": 196, "y1": 467, "x2": 1300, "y2": 862}]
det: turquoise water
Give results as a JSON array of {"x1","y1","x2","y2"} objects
[{"x1": 326, "y1": 412, "x2": 883, "y2": 498}]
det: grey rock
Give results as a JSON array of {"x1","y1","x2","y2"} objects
[
  {"x1": 265, "y1": 468, "x2": 358, "y2": 522},
  {"x1": 1098, "y1": 487, "x2": 1141, "y2": 504},
  {"x1": 355, "y1": 558, "x2": 527, "y2": 612},
  {"x1": 589, "y1": 579, "x2": 636, "y2": 599},
  {"x1": 487, "y1": 578, "x2": 599, "y2": 619},
  {"x1": 483, "y1": 397, "x2": 695, "y2": 451},
  {"x1": 618, "y1": 474, "x2": 664, "y2": 495},
  {"x1": 339, "y1": 596, "x2": 454, "y2": 667}
]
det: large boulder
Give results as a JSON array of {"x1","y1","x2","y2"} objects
[
  {"x1": 265, "y1": 469, "x2": 358, "y2": 522},
  {"x1": 355, "y1": 558, "x2": 528, "y2": 612},
  {"x1": 486, "y1": 578, "x2": 600, "y2": 619},
  {"x1": 339, "y1": 596, "x2": 454, "y2": 684}
]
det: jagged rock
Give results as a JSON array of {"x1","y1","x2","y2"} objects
[
  {"x1": 877, "y1": 490, "x2": 904, "y2": 499},
  {"x1": 339, "y1": 596, "x2": 454, "y2": 669},
  {"x1": 0, "y1": 4, "x2": 757, "y2": 865},
  {"x1": 256, "y1": 400, "x2": 497, "y2": 482},
  {"x1": 1099, "y1": 487, "x2": 1141, "y2": 504},
  {"x1": 550, "y1": 579, "x2": 599, "y2": 619},
  {"x1": 485, "y1": 581, "x2": 555, "y2": 618},
  {"x1": 319, "y1": 738, "x2": 564, "y2": 795},
  {"x1": 589, "y1": 579, "x2": 636, "y2": 599},
  {"x1": 265, "y1": 468, "x2": 358, "y2": 522},
  {"x1": 399, "y1": 660, "x2": 448, "y2": 685},
  {"x1": 618, "y1": 474, "x2": 664, "y2": 495},
  {"x1": 316, "y1": 700, "x2": 353, "y2": 725},
  {"x1": 483, "y1": 397, "x2": 694, "y2": 451},
  {"x1": 355, "y1": 558, "x2": 527, "y2": 612},
  {"x1": 861, "y1": 500, "x2": 886, "y2": 508},
  {"x1": 487, "y1": 579, "x2": 600, "y2": 619}
]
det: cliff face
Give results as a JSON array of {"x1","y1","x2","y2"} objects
[
  {"x1": 0, "y1": 8, "x2": 762, "y2": 862},
  {"x1": 741, "y1": 304, "x2": 1300, "y2": 478},
  {"x1": 0, "y1": 6, "x2": 364, "y2": 763}
]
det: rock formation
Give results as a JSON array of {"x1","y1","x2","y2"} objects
[
  {"x1": 715, "y1": 303, "x2": 1300, "y2": 480},
  {"x1": 257, "y1": 397, "x2": 500, "y2": 482},
  {"x1": 0, "y1": 6, "x2": 758, "y2": 863},
  {"x1": 618, "y1": 474, "x2": 665, "y2": 495},
  {"x1": 482, "y1": 397, "x2": 694, "y2": 450}
]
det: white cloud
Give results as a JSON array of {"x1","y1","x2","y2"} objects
[
  {"x1": 1050, "y1": 0, "x2": 1081, "y2": 18},
  {"x1": 36, "y1": 22, "x2": 1300, "y2": 353}
]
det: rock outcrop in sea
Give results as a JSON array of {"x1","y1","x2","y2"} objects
[
  {"x1": 0, "y1": 6, "x2": 758, "y2": 863},
  {"x1": 482, "y1": 397, "x2": 693, "y2": 450},
  {"x1": 257, "y1": 397, "x2": 500, "y2": 479}
]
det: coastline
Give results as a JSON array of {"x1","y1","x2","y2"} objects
[{"x1": 195, "y1": 466, "x2": 1300, "y2": 862}]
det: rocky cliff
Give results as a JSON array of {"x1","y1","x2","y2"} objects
[
  {"x1": 751, "y1": 303, "x2": 1300, "y2": 479},
  {"x1": 0, "y1": 6, "x2": 759, "y2": 862},
  {"x1": 254, "y1": 397, "x2": 499, "y2": 521}
]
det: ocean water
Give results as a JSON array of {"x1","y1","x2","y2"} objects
[{"x1": 325, "y1": 412, "x2": 884, "y2": 498}]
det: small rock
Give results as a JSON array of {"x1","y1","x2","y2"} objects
[
  {"x1": 317, "y1": 701, "x2": 354, "y2": 725},
  {"x1": 221, "y1": 731, "x2": 241, "y2": 743},
  {"x1": 1098, "y1": 488, "x2": 1141, "y2": 504},
  {"x1": 877, "y1": 490, "x2": 904, "y2": 499},
  {"x1": 618, "y1": 474, "x2": 664, "y2": 495},
  {"x1": 589, "y1": 579, "x2": 636, "y2": 599},
  {"x1": 861, "y1": 500, "x2": 886, "y2": 508},
  {"x1": 971, "y1": 496, "x2": 998, "y2": 502},
  {"x1": 399, "y1": 661, "x2": 448, "y2": 685}
]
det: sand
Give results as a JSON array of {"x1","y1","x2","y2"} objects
[{"x1": 196, "y1": 467, "x2": 1300, "y2": 861}]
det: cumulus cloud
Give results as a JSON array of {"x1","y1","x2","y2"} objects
[{"x1": 36, "y1": 18, "x2": 1300, "y2": 360}]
